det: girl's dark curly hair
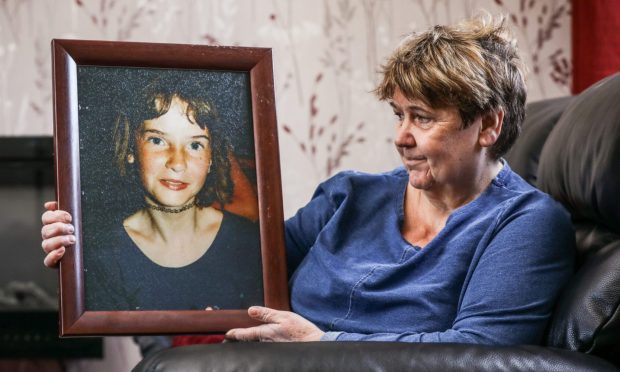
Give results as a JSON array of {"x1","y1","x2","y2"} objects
[{"x1": 113, "y1": 73, "x2": 233, "y2": 208}]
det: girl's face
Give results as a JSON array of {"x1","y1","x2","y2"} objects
[{"x1": 135, "y1": 97, "x2": 212, "y2": 207}]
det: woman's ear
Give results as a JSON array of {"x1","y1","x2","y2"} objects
[
  {"x1": 479, "y1": 108, "x2": 504, "y2": 148},
  {"x1": 127, "y1": 154, "x2": 135, "y2": 164}
]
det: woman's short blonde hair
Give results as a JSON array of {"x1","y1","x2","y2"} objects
[{"x1": 375, "y1": 14, "x2": 527, "y2": 160}]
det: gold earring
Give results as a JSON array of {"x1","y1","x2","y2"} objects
[{"x1": 128, "y1": 154, "x2": 135, "y2": 164}]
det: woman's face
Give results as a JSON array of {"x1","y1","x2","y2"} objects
[
  {"x1": 390, "y1": 89, "x2": 487, "y2": 191},
  {"x1": 135, "y1": 98, "x2": 212, "y2": 207}
]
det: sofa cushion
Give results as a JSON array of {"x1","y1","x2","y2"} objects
[
  {"x1": 505, "y1": 96, "x2": 572, "y2": 187},
  {"x1": 132, "y1": 342, "x2": 618, "y2": 372},
  {"x1": 537, "y1": 72, "x2": 620, "y2": 234},
  {"x1": 536, "y1": 72, "x2": 620, "y2": 365},
  {"x1": 547, "y1": 231, "x2": 620, "y2": 364}
]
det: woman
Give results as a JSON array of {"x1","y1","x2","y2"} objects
[
  {"x1": 42, "y1": 16, "x2": 574, "y2": 345},
  {"x1": 47, "y1": 72, "x2": 263, "y2": 311}
]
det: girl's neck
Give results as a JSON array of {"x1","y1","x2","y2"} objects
[
  {"x1": 123, "y1": 206, "x2": 224, "y2": 267},
  {"x1": 145, "y1": 199, "x2": 197, "y2": 214},
  {"x1": 143, "y1": 206, "x2": 201, "y2": 243}
]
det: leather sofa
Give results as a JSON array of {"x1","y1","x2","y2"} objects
[{"x1": 133, "y1": 73, "x2": 620, "y2": 371}]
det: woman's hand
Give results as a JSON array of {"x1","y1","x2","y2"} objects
[
  {"x1": 225, "y1": 306, "x2": 325, "y2": 342},
  {"x1": 41, "y1": 201, "x2": 75, "y2": 267}
]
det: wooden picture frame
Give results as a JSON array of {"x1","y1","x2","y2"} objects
[{"x1": 52, "y1": 39, "x2": 289, "y2": 336}]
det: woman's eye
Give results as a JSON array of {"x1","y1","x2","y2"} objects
[
  {"x1": 416, "y1": 116, "x2": 431, "y2": 124},
  {"x1": 414, "y1": 115, "x2": 432, "y2": 126},
  {"x1": 393, "y1": 112, "x2": 404, "y2": 121}
]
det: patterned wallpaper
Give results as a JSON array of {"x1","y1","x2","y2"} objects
[
  {"x1": 0, "y1": 0, "x2": 571, "y2": 369},
  {"x1": 0, "y1": 0, "x2": 571, "y2": 217}
]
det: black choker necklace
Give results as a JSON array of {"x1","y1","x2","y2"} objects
[{"x1": 147, "y1": 201, "x2": 196, "y2": 213}]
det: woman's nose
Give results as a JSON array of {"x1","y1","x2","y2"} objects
[
  {"x1": 394, "y1": 121, "x2": 416, "y2": 147},
  {"x1": 165, "y1": 147, "x2": 186, "y2": 172}
]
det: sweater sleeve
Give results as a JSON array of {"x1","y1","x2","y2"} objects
[
  {"x1": 323, "y1": 197, "x2": 576, "y2": 344},
  {"x1": 284, "y1": 179, "x2": 340, "y2": 277}
]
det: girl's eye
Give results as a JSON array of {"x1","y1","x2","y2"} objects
[
  {"x1": 393, "y1": 112, "x2": 404, "y2": 121},
  {"x1": 189, "y1": 142, "x2": 205, "y2": 151},
  {"x1": 147, "y1": 137, "x2": 165, "y2": 146}
]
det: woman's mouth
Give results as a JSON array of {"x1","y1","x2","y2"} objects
[
  {"x1": 160, "y1": 179, "x2": 189, "y2": 191},
  {"x1": 403, "y1": 156, "x2": 427, "y2": 167}
]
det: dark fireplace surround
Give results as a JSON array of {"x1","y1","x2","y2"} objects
[{"x1": 0, "y1": 136, "x2": 101, "y2": 358}]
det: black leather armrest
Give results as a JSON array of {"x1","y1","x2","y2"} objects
[{"x1": 133, "y1": 342, "x2": 618, "y2": 372}]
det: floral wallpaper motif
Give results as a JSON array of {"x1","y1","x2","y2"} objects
[
  {"x1": 0, "y1": 0, "x2": 571, "y2": 369},
  {"x1": 0, "y1": 0, "x2": 572, "y2": 216},
  {"x1": 493, "y1": 0, "x2": 572, "y2": 90}
]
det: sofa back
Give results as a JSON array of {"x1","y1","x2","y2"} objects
[{"x1": 505, "y1": 72, "x2": 620, "y2": 366}]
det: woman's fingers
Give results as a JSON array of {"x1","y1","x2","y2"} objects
[
  {"x1": 43, "y1": 247, "x2": 66, "y2": 268},
  {"x1": 248, "y1": 306, "x2": 281, "y2": 323},
  {"x1": 41, "y1": 234, "x2": 71, "y2": 268},
  {"x1": 41, "y1": 235, "x2": 75, "y2": 255},
  {"x1": 41, "y1": 202, "x2": 72, "y2": 268},
  {"x1": 226, "y1": 307, "x2": 278, "y2": 342},
  {"x1": 226, "y1": 324, "x2": 273, "y2": 342},
  {"x1": 229, "y1": 307, "x2": 283, "y2": 341},
  {"x1": 41, "y1": 221, "x2": 74, "y2": 240},
  {"x1": 225, "y1": 306, "x2": 324, "y2": 342},
  {"x1": 42, "y1": 209, "x2": 72, "y2": 225},
  {"x1": 44, "y1": 201, "x2": 58, "y2": 211}
]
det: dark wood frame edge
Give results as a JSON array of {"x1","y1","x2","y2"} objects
[{"x1": 51, "y1": 39, "x2": 289, "y2": 336}]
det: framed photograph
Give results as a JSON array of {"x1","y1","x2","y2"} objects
[{"x1": 52, "y1": 39, "x2": 289, "y2": 336}]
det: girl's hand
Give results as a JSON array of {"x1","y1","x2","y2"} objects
[
  {"x1": 225, "y1": 306, "x2": 324, "y2": 342},
  {"x1": 41, "y1": 201, "x2": 75, "y2": 267}
]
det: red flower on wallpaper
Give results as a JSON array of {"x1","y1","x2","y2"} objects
[{"x1": 282, "y1": 74, "x2": 366, "y2": 178}]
